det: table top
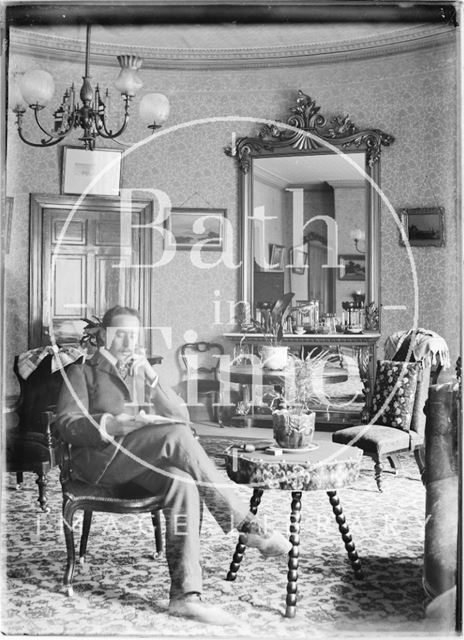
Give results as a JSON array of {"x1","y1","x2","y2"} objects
[
  {"x1": 223, "y1": 440, "x2": 363, "y2": 491},
  {"x1": 219, "y1": 363, "x2": 292, "y2": 385}
]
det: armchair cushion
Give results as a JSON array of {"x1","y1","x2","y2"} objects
[{"x1": 371, "y1": 360, "x2": 421, "y2": 432}]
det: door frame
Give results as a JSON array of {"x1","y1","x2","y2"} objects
[{"x1": 29, "y1": 193, "x2": 153, "y2": 349}]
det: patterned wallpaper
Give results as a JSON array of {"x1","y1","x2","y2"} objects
[{"x1": 5, "y1": 36, "x2": 459, "y2": 392}]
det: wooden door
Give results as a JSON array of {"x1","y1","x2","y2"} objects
[
  {"x1": 308, "y1": 240, "x2": 335, "y2": 314},
  {"x1": 29, "y1": 194, "x2": 153, "y2": 348}
]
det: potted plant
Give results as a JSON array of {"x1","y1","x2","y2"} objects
[
  {"x1": 270, "y1": 349, "x2": 331, "y2": 448},
  {"x1": 251, "y1": 292, "x2": 294, "y2": 370}
]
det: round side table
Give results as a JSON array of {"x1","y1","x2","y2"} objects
[{"x1": 223, "y1": 440, "x2": 364, "y2": 618}]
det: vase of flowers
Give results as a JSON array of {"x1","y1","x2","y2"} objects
[
  {"x1": 250, "y1": 292, "x2": 294, "y2": 370},
  {"x1": 269, "y1": 348, "x2": 334, "y2": 448},
  {"x1": 261, "y1": 345, "x2": 289, "y2": 370}
]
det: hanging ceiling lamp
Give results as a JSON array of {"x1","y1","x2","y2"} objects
[{"x1": 11, "y1": 25, "x2": 170, "y2": 150}]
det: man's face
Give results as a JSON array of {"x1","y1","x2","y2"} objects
[{"x1": 106, "y1": 314, "x2": 140, "y2": 362}]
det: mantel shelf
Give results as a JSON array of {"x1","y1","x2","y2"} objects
[{"x1": 223, "y1": 332, "x2": 381, "y2": 346}]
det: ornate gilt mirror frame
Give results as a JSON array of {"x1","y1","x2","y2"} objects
[{"x1": 225, "y1": 90, "x2": 394, "y2": 328}]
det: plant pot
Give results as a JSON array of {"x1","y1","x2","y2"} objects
[
  {"x1": 261, "y1": 345, "x2": 288, "y2": 370},
  {"x1": 272, "y1": 408, "x2": 316, "y2": 449}
]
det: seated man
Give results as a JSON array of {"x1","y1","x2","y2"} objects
[{"x1": 56, "y1": 305, "x2": 290, "y2": 625}]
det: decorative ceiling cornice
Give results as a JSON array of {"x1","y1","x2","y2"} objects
[{"x1": 9, "y1": 24, "x2": 455, "y2": 70}]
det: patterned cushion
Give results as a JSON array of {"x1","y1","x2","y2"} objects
[{"x1": 371, "y1": 360, "x2": 421, "y2": 431}]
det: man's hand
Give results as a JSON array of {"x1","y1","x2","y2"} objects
[
  {"x1": 125, "y1": 354, "x2": 157, "y2": 384},
  {"x1": 135, "y1": 410, "x2": 186, "y2": 425},
  {"x1": 104, "y1": 413, "x2": 150, "y2": 437}
]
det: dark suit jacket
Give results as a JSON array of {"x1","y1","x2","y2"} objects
[{"x1": 55, "y1": 351, "x2": 148, "y2": 482}]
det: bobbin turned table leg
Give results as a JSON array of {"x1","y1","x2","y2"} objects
[
  {"x1": 285, "y1": 491, "x2": 302, "y2": 618},
  {"x1": 226, "y1": 487, "x2": 264, "y2": 581},
  {"x1": 327, "y1": 490, "x2": 364, "y2": 579}
]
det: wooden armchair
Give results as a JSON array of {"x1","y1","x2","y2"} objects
[
  {"x1": 179, "y1": 341, "x2": 225, "y2": 423},
  {"x1": 47, "y1": 412, "x2": 164, "y2": 596}
]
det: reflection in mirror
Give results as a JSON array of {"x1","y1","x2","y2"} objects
[
  {"x1": 252, "y1": 152, "x2": 367, "y2": 326},
  {"x1": 225, "y1": 90, "x2": 394, "y2": 334}
]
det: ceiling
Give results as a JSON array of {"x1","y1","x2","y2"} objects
[
  {"x1": 10, "y1": 21, "x2": 438, "y2": 51},
  {"x1": 7, "y1": 0, "x2": 456, "y2": 70},
  {"x1": 9, "y1": 18, "x2": 455, "y2": 70}
]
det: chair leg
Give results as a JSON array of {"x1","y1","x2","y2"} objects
[
  {"x1": 199, "y1": 499, "x2": 204, "y2": 533},
  {"x1": 151, "y1": 511, "x2": 163, "y2": 557},
  {"x1": 16, "y1": 472, "x2": 24, "y2": 488},
  {"x1": 36, "y1": 472, "x2": 50, "y2": 513},
  {"x1": 62, "y1": 497, "x2": 77, "y2": 596},
  {"x1": 79, "y1": 511, "x2": 93, "y2": 564},
  {"x1": 374, "y1": 457, "x2": 384, "y2": 492},
  {"x1": 214, "y1": 391, "x2": 223, "y2": 426},
  {"x1": 414, "y1": 446, "x2": 426, "y2": 484},
  {"x1": 386, "y1": 454, "x2": 401, "y2": 474}
]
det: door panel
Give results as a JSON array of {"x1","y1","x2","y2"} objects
[
  {"x1": 30, "y1": 195, "x2": 153, "y2": 349},
  {"x1": 52, "y1": 219, "x2": 87, "y2": 245},
  {"x1": 95, "y1": 255, "x2": 132, "y2": 314},
  {"x1": 53, "y1": 255, "x2": 86, "y2": 316}
]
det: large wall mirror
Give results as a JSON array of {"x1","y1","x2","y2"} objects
[{"x1": 227, "y1": 90, "x2": 394, "y2": 330}]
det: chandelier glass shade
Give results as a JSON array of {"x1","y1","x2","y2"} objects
[
  {"x1": 11, "y1": 25, "x2": 169, "y2": 150},
  {"x1": 139, "y1": 93, "x2": 170, "y2": 130}
]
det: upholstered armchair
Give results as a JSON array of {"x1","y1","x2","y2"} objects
[
  {"x1": 332, "y1": 328, "x2": 450, "y2": 492},
  {"x1": 6, "y1": 348, "x2": 84, "y2": 511}
]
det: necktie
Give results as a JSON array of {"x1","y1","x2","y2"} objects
[{"x1": 116, "y1": 360, "x2": 130, "y2": 381}]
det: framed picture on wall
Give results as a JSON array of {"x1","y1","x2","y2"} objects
[
  {"x1": 61, "y1": 147, "x2": 123, "y2": 196},
  {"x1": 165, "y1": 208, "x2": 226, "y2": 250},
  {"x1": 269, "y1": 244, "x2": 286, "y2": 271},
  {"x1": 399, "y1": 207, "x2": 445, "y2": 247},
  {"x1": 338, "y1": 254, "x2": 366, "y2": 281}
]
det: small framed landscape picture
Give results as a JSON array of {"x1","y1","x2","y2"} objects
[
  {"x1": 399, "y1": 207, "x2": 445, "y2": 247},
  {"x1": 269, "y1": 244, "x2": 286, "y2": 271},
  {"x1": 165, "y1": 208, "x2": 226, "y2": 250},
  {"x1": 61, "y1": 147, "x2": 122, "y2": 196},
  {"x1": 338, "y1": 254, "x2": 366, "y2": 281}
]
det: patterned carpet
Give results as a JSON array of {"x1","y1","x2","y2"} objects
[{"x1": 1, "y1": 435, "x2": 435, "y2": 638}]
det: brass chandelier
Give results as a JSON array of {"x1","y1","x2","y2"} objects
[{"x1": 10, "y1": 25, "x2": 170, "y2": 150}]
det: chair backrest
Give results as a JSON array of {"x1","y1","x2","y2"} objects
[
  {"x1": 388, "y1": 329, "x2": 444, "y2": 439},
  {"x1": 180, "y1": 342, "x2": 224, "y2": 380},
  {"x1": 13, "y1": 355, "x2": 64, "y2": 433},
  {"x1": 370, "y1": 359, "x2": 426, "y2": 440}
]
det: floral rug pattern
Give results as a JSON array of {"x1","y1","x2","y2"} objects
[{"x1": 1, "y1": 436, "x2": 434, "y2": 638}]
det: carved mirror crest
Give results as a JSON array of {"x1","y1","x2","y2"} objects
[{"x1": 225, "y1": 90, "x2": 394, "y2": 172}]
